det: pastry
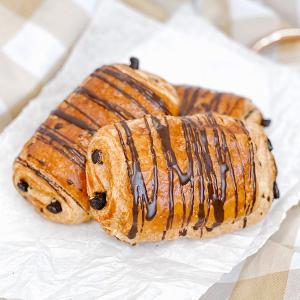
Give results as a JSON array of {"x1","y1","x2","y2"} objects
[
  {"x1": 13, "y1": 60, "x2": 179, "y2": 224},
  {"x1": 86, "y1": 112, "x2": 277, "y2": 244},
  {"x1": 175, "y1": 85, "x2": 270, "y2": 126}
]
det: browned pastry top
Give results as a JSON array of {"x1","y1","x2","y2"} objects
[
  {"x1": 175, "y1": 85, "x2": 263, "y2": 125},
  {"x1": 86, "y1": 112, "x2": 276, "y2": 243},
  {"x1": 13, "y1": 60, "x2": 275, "y2": 230},
  {"x1": 13, "y1": 63, "x2": 179, "y2": 223}
]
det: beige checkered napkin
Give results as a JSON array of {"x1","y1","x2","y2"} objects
[
  {"x1": 201, "y1": 205, "x2": 300, "y2": 300},
  {"x1": 0, "y1": 0, "x2": 98, "y2": 131}
]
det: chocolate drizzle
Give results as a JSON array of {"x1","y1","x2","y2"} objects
[
  {"x1": 179, "y1": 87, "x2": 197, "y2": 115},
  {"x1": 178, "y1": 86, "x2": 241, "y2": 117},
  {"x1": 37, "y1": 126, "x2": 86, "y2": 169},
  {"x1": 115, "y1": 113, "x2": 257, "y2": 240},
  {"x1": 115, "y1": 119, "x2": 158, "y2": 239},
  {"x1": 102, "y1": 66, "x2": 171, "y2": 115},
  {"x1": 273, "y1": 182, "x2": 280, "y2": 199},
  {"x1": 75, "y1": 87, "x2": 134, "y2": 120},
  {"x1": 16, "y1": 158, "x2": 83, "y2": 209},
  {"x1": 239, "y1": 121, "x2": 257, "y2": 215},
  {"x1": 51, "y1": 109, "x2": 96, "y2": 134},
  {"x1": 91, "y1": 72, "x2": 149, "y2": 114},
  {"x1": 64, "y1": 100, "x2": 101, "y2": 128},
  {"x1": 267, "y1": 138, "x2": 273, "y2": 151},
  {"x1": 151, "y1": 116, "x2": 194, "y2": 238}
]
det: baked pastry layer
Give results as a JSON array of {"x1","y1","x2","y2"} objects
[
  {"x1": 86, "y1": 113, "x2": 277, "y2": 244},
  {"x1": 175, "y1": 85, "x2": 263, "y2": 125},
  {"x1": 13, "y1": 64, "x2": 179, "y2": 224}
]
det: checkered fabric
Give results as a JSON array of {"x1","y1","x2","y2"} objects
[
  {"x1": 201, "y1": 205, "x2": 300, "y2": 300},
  {"x1": 0, "y1": 0, "x2": 98, "y2": 131}
]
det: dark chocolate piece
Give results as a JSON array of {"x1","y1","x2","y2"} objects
[
  {"x1": 129, "y1": 57, "x2": 139, "y2": 70},
  {"x1": 90, "y1": 192, "x2": 106, "y2": 210},
  {"x1": 261, "y1": 119, "x2": 271, "y2": 127},
  {"x1": 91, "y1": 150, "x2": 103, "y2": 165},
  {"x1": 54, "y1": 123, "x2": 63, "y2": 130},
  {"x1": 46, "y1": 201, "x2": 62, "y2": 214},
  {"x1": 66, "y1": 179, "x2": 73, "y2": 185},
  {"x1": 273, "y1": 182, "x2": 280, "y2": 199},
  {"x1": 267, "y1": 138, "x2": 273, "y2": 151},
  {"x1": 17, "y1": 180, "x2": 29, "y2": 192},
  {"x1": 179, "y1": 228, "x2": 187, "y2": 236}
]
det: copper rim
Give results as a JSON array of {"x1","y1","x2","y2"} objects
[{"x1": 252, "y1": 28, "x2": 300, "y2": 52}]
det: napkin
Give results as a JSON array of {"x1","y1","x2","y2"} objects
[
  {"x1": 1, "y1": 1, "x2": 300, "y2": 299},
  {"x1": 0, "y1": 0, "x2": 99, "y2": 132}
]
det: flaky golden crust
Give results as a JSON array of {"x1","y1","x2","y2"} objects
[
  {"x1": 175, "y1": 85, "x2": 263, "y2": 125},
  {"x1": 86, "y1": 113, "x2": 276, "y2": 244},
  {"x1": 13, "y1": 64, "x2": 179, "y2": 224}
]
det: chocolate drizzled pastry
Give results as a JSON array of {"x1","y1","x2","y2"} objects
[
  {"x1": 13, "y1": 63, "x2": 179, "y2": 224},
  {"x1": 12, "y1": 61, "x2": 273, "y2": 231},
  {"x1": 86, "y1": 112, "x2": 277, "y2": 244},
  {"x1": 175, "y1": 85, "x2": 263, "y2": 125}
]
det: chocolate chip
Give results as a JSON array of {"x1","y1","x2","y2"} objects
[
  {"x1": 17, "y1": 180, "x2": 29, "y2": 192},
  {"x1": 129, "y1": 57, "x2": 139, "y2": 70},
  {"x1": 243, "y1": 217, "x2": 247, "y2": 228},
  {"x1": 179, "y1": 228, "x2": 187, "y2": 236},
  {"x1": 54, "y1": 123, "x2": 63, "y2": 130},
  {"x1": 90, "y1": 192, "x2": 106, "y2": 210},
  {"x1": 46, "y1": 201, "x2": 62, "y2": 214},
  {"x1": 273, "y1": 182, "x2": 280, "y2": 199},
  {"x1": 261, "y1": 119, "x2": 271, "y2": 127},
  {"x1": 91, "y1": 150, "x2": 103, "y2": 164},
  {"x1": 267, "y1": 138, "x2": 273, "y2": 151},
  {"x1": 66, "y1": 179, "x2": 73, "y2": 185}
]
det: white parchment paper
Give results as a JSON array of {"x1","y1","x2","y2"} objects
[{"x1": 1, "y1": 2, "x2": 300, "y2": 299}]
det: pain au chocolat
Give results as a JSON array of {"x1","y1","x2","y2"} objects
[
  {"x1": 175, "y1": 85, "x2": 269, "y2": 126},
  {"x1": 86, "y1": 112, "x2": 277, "y2": 244},
  {"x1": 13, "y1": 61, "x2": 179, "y2": 224}
]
